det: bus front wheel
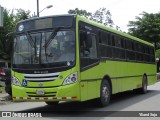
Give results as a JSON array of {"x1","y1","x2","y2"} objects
[
  {"x1": 45, "y1": 101, "x2": 59, "y2": 106},
  {"x1": 97, "y1": 80, "x2": 111, "y2": 107}
]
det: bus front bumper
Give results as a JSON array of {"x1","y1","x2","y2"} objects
[{"x1": 12, "y1": 83, "x2": 80, "y2": 102}]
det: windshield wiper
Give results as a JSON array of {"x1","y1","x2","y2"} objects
[
  {"x1": 25, "y1": 31, "x2": 40, "y2": 64},
  {"x1": 43, "y1": 26, "x2": 65, "y2": 48},
  {"x1": 25, "y1": 31, "x2": 35, "y2": 48}
]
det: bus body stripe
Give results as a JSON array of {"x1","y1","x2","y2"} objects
[
  {"x1": 12, "y1": 96, "x2": 77, "y2": 101},
  {"x1": 80, "y1": 74, "x2": 156, "y2": 82}
]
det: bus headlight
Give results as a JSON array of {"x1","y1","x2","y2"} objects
[
  {"x1": 12, "y1": 76, "x2": 21, "y2": 86},
  {"x1": 63, "y1": 72, "x2": 78, "y2": 85}
]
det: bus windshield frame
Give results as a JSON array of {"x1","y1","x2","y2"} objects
[{"x1": 13, "y1": 28, "x2": 76, "y2": 69}]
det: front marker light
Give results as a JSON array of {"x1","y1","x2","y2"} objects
[
  {"x1": 63, "y1": 72, "x2": 78, "y2": 85},
  {"x1": 12, "y1": 76, "x2": 21, "y2": 86}
]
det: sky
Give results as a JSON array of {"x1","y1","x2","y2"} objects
[{"x1": 0, "y1": 0, "x2": 160, "y2": 32}]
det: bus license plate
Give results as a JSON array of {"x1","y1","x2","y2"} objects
[{"x1": 36, "y1": 90, "x2": 45, "y2": 95}]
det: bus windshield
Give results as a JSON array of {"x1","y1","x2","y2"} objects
[{"x1": 13, "y1": 30, "x2": 75, "y2": 69}]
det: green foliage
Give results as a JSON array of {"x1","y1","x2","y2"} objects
[
  {"x1": 68, "y1": 8, "x2": 92, "y2": 19},
  {"x1": 91, "y1": 8, "x2": 114, "y2": 28},
  {"x1": 14, "y1": 9, "x2": 30, "y2": 23},
  {"x1": 0, "y1": 9, "x2": 15, "y2": 59},
  {"x1": 128, "y1": 12, "x2": 160, "y2": 45},
  {"x1": 68, "y1": 7, "x2": 114, "y2": 28},
  {"x1": 0, "y1": 8, "x2": 30, "y2": 60},
  {"x1": 128, "y1": 11, "x2": 160, "y2": 58}
]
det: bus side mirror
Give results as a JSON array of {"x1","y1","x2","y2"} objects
[
  {"x1": 5, "y1": 38, "x2": 10, "y2": 52},
  {"x1": 86, "y1": 32, "x2": 92, "y2": 48}
]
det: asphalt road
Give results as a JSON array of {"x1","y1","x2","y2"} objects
[{"x1": 0, "y1": 82, "x2": 160, "y2": 120}]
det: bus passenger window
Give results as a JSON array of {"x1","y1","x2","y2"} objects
[
  {"x1": 89, "y1": 35, "x2": 97, "y2": 58},
  {"x1": 80, "y1": 32, "x2": 90, "y2": 57},
  {"x1": 80, "y1": 31, "x2": 97, "y2": 58}
]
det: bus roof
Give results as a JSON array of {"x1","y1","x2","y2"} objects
[
  {"x1": 17, "y1": 14, "x2": 75, "y2": 23},
  {"x1": 17, "y1": 14, "x2": 153, "y2": 47},
  {"x1": 76, "y1": 15, "x2": 154, "y2": 47}
]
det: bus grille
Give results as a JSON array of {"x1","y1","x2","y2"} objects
[
  {"x1": 26, "y1": 92, "x2": 57, "y2": 97},
  {"x1": 23, "y1": 72, "x2": 60, "y2": 82}
]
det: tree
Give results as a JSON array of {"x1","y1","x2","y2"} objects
[
  {"x1": 14, "y1": 9, "x2": 31, "y2": 23},
  {"x1": 91, "y1": 8, "x2": 114, "y2": 28},
  {"x1": 68, "y1": 8, "x2": 114, "y2": 28},
  {"x1": 0, "y1": 8, "x2": 31, "y2": 59},
  {"x1": 128, "y1": 12, "x2": 160, "y2": 48},
  {"x1": 0, "y1": 9, "x2": 15, "y2": 59},
  {"x1": 68, "y1": 8, "x2": 92, "y2": 19}
]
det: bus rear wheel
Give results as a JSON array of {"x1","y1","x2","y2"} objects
[
  {"x1": 140, "y1": 75, "x2": 148, "y2": 94},
  {"x1": 97, "y1": 80, "x2": 111, "y2": 107}
]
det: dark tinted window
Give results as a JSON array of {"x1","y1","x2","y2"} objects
[
  {"x1": 126, "y1": 40, "x2": 134, "y2": 50},
  {"x1": 113, "y1": 48, "x2": 125, "y2": 59},
  {"x1": 99, "y1": 45, "x2": 112, "y2": 58},
  {"x1": 99, "y1": 31, "x2": 111, "y2": 45},
  {"x1": 114, "y1": 36, "x2": 121, "y2": 47}
]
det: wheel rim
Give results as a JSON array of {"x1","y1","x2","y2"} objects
[{"x1": 102, "y1": 85, "x2": 110, "y2": 102}]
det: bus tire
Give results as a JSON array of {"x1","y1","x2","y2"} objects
[
  {"x1": 139, "y1": 75, "x2": 148, "y2": 94},
  {"x1": 45, "y1": 101, "x2": 59, "y2": 106},
  {"x1": 97, "y1": 80, "x2": 111, "y2": 107}
]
